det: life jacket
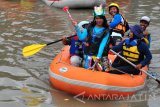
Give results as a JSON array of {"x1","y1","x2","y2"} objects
[
  {"x1": 122, "y1": 39, "x2": 140, "y2": 62},
  {"x1": 112, "y1": 14, "x2": 129, "y2": 36},
  {"x1": 84, "y1": 27, "x2": 109, "y2": 56},
  {"x1": 143, "y1": 33, "x2": 151, "y2": 48},
  {"x1": 146, "y1": 33, "x2": 151, "y2": 48},
  {"x1": 70, "y1": 35, "x2": 85, "y2": 57}
]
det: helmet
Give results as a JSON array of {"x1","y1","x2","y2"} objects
[
  {"x1": 109, "y1": 3, "x2": 119, "y2": 9},
  {"x1": 78, "y1": 21, "x2": 89, "y2": 31},
  {"x1": 70, "y1": 56, "x2": 82, "y2": 67},
  {"x1": 140, "y1": 16, "x2": 150, "y2": 24}
]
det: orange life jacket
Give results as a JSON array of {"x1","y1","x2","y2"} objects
[{"x1": 113, "y1": 15, "x2": 128, "y2": 36}]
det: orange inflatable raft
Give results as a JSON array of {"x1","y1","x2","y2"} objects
[{"x1": 48, "y1": 46, "x2": 148, "y2": 99}]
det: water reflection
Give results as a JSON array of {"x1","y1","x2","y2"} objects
[{"x1": 51, "y1": 89, "x2": 157, "y2": 107}]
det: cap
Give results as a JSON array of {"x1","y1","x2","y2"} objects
[{"x1": 140, "y1": 16, "x2": 150, "y2": 23}]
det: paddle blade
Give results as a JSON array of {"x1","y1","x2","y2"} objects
[
  {"x1": 22, "y1": 44, "x2": 47, "y2": 57},
  {"x1": 63, "y1": 6, "x2": 69, "y2": 12}
]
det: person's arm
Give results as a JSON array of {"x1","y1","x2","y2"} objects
[
  {"x1": 111, "y1": 41, "x2": 124, "y2": 52},
  {"x1": 96, "y1": 32, "x2": 110, "y2": 58},
  {"x1": 62, "y1": 36, "x2": 71, "y2": 45},
  {"x1": 75, "y1": 26, "x2": 88, "y2": 40},
  {"x1": 109, "y1": 14, "x2": 122, "y2": 29},
  {"x1": 138, "y1": 42, "x2": 152, "y2": 66},
  {"x1": 66, "y1": 38, "x2": 72, "y2": 45}
]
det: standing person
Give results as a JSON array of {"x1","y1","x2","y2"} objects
[
  {"x1": 62, "y1": 21, "x2": 89, "y2": 67},
  {"x1": 109, "y1": 25, "x2": 152, "y2": 75},
  {"x1": 108, "y1": 3, "x2": 129, "y2": 45},
  {"x1": 139, "y1": 16, "x2": 151, "y2": 48},
  {"x1": 71, "y1": 5, "x2": 110, "y2": 69}
]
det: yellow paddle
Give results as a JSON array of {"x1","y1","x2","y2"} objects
[{"x1": 22, "y1": 35, "x2": 76, "y2": 57}]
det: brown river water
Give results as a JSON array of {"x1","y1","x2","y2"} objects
[{"x1": 0, "y1": 0, "x2": 160, "y2": 107}]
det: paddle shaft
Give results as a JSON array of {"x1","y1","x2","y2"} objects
[
  {"x1": 110, "y1": 49, "x2": 160, "y2": 84},
  {"x1": 63, "y1": 6, "x2": 75, "y2": 22},
  {"x1": 47, "y1": 35, "x2": 76, "y2": 46},
  {"x1": 66, "y1": 10, "x2": 74, "y2": 21}
]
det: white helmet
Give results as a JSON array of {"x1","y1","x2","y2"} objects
[
  {"x1": 140, "y1": 16, "x2": 150, "y2": 23},
  {"x1": 78, "y1": 21, "x2": 89, "y2": 31},
  {"x1": 70, "y1": 56, "x2": 82, "y2": 67}
]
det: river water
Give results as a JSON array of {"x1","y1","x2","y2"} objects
[{"x1": 0, "y1": 0, "x2": 160, "y2": 107}]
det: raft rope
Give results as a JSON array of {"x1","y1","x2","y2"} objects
[
  {"x1": 56, "y1": 48, "x2": 71, "y2": 66},
  {"x1": 57, "y1": 49, "x2": 63, "y2": 63}
]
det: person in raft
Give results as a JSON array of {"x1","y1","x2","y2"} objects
[
  {"x1": 62, "y1": 21, "x2": 89, "y2": 67},
  {"x1": 71, "y1": 5, "x2": 110, "y2": 70},
  {"x1": 108, "y1": 2, "x2": 129, "y2": 45},
  {"x1": 139, "y1": 16, "x2": 151, "y2": 49},
  {"x1": 109, "y1": 25, "x2": 152, "y2": 75}
]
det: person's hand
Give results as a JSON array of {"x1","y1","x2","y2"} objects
[
  {"x1": 143, "y1": 31, "x2": 149, "y2": 37},
  {"x1": 135, "y1": 64, "x2": 142, "y2": 70},
  {"x1": 62, "y1": 36, "x2": 68, "y2": 45},
  {"x1": 71, "y1": 19, "x2": 77, "y2": 27},
  {"x1": 96, "y1": 63, "x2": 103, "y2": 71},
  {"x1": 94, "y1": 57, "x2": 101, "y2": 63},
  {"x1": 121, "y1": 37, "x2": 126, "y2": 42},
  {"x1": 109, "y1": 49, "x2": 114, "y2": 55}
]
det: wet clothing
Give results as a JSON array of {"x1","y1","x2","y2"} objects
[{"x1": 110, "y1": 38, "x2": 152, "y2": 75}]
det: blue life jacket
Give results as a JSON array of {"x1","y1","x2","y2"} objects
[{"x1": 69, "y1": 35, "x2": 85, "y2": 57}]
